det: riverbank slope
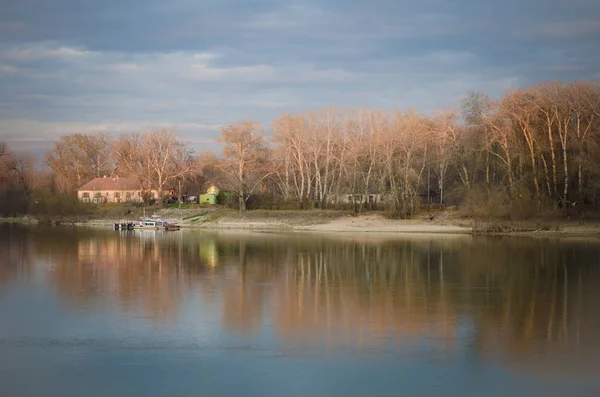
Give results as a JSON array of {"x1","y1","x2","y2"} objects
[
  {"x1": 3, "y1": 208, "x2": 600, "y2": 236},
  {"x1": 12, "y1": 208, "x2": 595, "y2": 236}
]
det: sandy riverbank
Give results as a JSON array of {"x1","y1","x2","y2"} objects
[
  {"x1": 4, "y1": 209, "x2": 600, "y2": 237},
  {"x1": 200, "y1": 214, "x2": 472, "y2": 234},
  {"x1": 176, "y1": 210, "x2": 600, "y2": 236}
]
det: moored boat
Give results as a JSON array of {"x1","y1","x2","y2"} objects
[{"x1": 134, "y1": 218, "x2": 167, "y2": 229}]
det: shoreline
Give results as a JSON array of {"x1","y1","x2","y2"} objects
[{"x1": 3, "y1": 211, "x2": 600, "y2": 237}]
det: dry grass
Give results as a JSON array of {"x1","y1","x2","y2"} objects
[{"x1": 203, "y1": 209, "x2": 347, "y2": 227}]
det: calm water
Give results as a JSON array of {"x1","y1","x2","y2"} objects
[{"x1": 1, "y1": 225, "x2": 599, "y2": 397}]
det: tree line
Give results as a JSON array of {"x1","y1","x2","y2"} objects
[{"x1": 1, "y1": 80, "x2": 599, "y2": 218}]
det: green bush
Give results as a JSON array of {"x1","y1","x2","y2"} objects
[
  {"x1": 29, "y1": 189, "x2": 95, "y2": 219},
  {"x1": 0, "y1": 188, "x2": 29, "y2": 216}
]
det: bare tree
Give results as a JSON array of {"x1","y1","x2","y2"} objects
[
  {"x1": 114, "y1": 133, "x2": 153, "y2": 200},
  {"x1": 114, "y1": 129, "x2": 193, "y2": 204},
  {"x1": 485, "y1": 100, "x2": 517, "y2": 198},
  {"x1": 375, "y1": 111, "x2": 430, "y2": 218},
  {"x1": 144, "y1": 129, "x2": 193, "y2": 202},
  {"x1": 0, "y1": 143, "x2": 33, "y2": 215},
  {"x1": 0, "y1": 142, "x2": 7, "y2": 159},
  {"x1": 502, "y1": 90, "x2": 541, "y2": 202},
  {"x1": 273, "y1": 114, "x2": 311, "y2": 207},
  {"x1": 79, "y1": 133, "x2": 113, "y2": 178},
  {"x1": 570, "y1": 82, "x2": 600, "y2": 201},
  {"x1": 348, "y1": 109, "x2": 385, "y2": 212},
  {"x1": 431, "y1": 111, "x2": 458, "y2": 204},
  {"x1": 45, "y1": 133, "x2": 113, "y2": 192},
  {"x1": 217, "y1": 121, "x2": 274, "y2": 211}
]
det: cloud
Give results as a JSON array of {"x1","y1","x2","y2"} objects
[
  {"x1": 1, "y1": 0, "x2": 600, "y2": 153},
  {"x1": 0, "y1": 44, "x2": 360, "y2": 128},
  {"x1": 0, "y1": 64, "x2": 19, "y2": 74},
  {"x1": 531, "y1": 19, "x2": 600, "y2": 38},
  {"x1": 0, "y1": 118, "x2": 223, "y2": 154},
  {"x1": 0, "y1": 119, "x2": 221, "y2": 139},
  {"x1": 543, "y1": 65, "x2": 584, "y2": 72},
  {"x1": 2, "y1": 45, "x2": 90, "y2": 62}
]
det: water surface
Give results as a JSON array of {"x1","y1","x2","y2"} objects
[{"x1": 1, "y1": 225, "x2": 599, "y2": 396}]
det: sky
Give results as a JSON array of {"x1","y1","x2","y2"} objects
[{"x1": 0, "y1": 0, "x2": 599, "y2": 155}]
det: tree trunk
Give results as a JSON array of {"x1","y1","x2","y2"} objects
[
  {"x1": 504, "y1": 143, "x2": 514, "y2": 199},
  {"x1": 239, "y1": 192, "x2": 246, "y2": 212},
  {"x1": 559, "y1": 117, "x2": 569, "y2": 208},
  {"x1": 578, "y1": 163, "x2": 583, "y2": 202},
  {"x1": 529, "y1": 147, "x2": 540, "y2": 202},
  {"x1": 540, "y1": 154, "x2": 552, "y2": 199},
  {"x1": 546, "y1": 114, "x2": 558, "y2": 198},
  {"x1": 427, "y1": 166, "x2": 431, "y2": 209},
  {"x1": 439, "y1": 162, "x2": 445, "y2": 205},
  {"x1": 562, "y1": 142, "x2": 569, "y2": 208},
  {"x1": 485, "y1": 150, "x2": 490, "y2": 197}
]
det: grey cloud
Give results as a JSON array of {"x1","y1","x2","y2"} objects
[{"x1": 1, "y1": 0, "x2": 599, "y2": 152}]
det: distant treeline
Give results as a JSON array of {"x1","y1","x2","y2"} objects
[{"x1": 1, "y1": 80, "x2": 599, "y2": 218}]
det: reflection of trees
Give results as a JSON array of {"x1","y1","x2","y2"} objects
[
  {"x1": 455, "y1": 238, "x2": 600, "y2": 378},
  {"x1": 272, "y1": 240, "x2": 460, "y2": 350},
  {"x1": 2, "y1": 226, "x2": 600, "y2": 378},
  {"x1": 47, "y1": 229, "x2": 223, "y2": 321},
  {"x1": 220, "y1": 240, "x2": 279, "y2": 334},
  {"x1": 0, "y1": 225, "x2": 35, "y2": 286},
  {"x1": 211, "y1": 234, "x2": 600, "y2": 378}
]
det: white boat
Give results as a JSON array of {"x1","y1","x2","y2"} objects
[{"x1": 135, "y1": 217, "x2": 167, "y2": 229}]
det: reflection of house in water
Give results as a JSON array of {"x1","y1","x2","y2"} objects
[
  {"x1": 77, "y1": 237, "x2": 121, "y2": 259},
  {"x1": 199, "y1": 240, "x2": 218, "y2": 268},
  {"x1": 58, "y1": 233, "x2": 184, "y2": 321}
]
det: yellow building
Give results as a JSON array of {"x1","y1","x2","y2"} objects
[{"x1": 199, "y1": 185, "x2": 220, "y2": 205}]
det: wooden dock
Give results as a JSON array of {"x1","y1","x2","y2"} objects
[
  {"x1": 114, "y1": 221, "x2": 180, "y2": 231},
  {"x1": 114, "y1": 222, "x2": 135, "y2": 231}
]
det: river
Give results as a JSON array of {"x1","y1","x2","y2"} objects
[{"x1": 1, "y1": 225, "x2": 599, "y2": 396}]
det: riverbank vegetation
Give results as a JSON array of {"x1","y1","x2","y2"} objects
[{"x1": 1, "y1": 81, "x2": 600, "y2": 222}]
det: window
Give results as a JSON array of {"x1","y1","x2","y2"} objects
[{"x1": 83, "y1": 193, "x2": 90, "y2": 198}]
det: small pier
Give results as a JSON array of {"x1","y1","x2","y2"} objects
[{"x1": 114, "y1": 222, "x2": 135, "y2": 231}]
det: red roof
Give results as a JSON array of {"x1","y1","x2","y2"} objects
[{"x1": 78, "y1": 177, "x2": 141, "y2": 191}]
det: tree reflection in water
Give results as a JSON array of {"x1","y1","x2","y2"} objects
[{"x1": 1, "y1": 225, "x2": 600, "y2": 379}]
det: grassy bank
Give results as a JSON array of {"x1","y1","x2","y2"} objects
[{"x1": 3, "y1": 205, "x2": 600, "y2": 236}]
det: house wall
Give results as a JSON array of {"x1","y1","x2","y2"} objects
[
  {"x1": 77, "y1": 189, "x2": 159, "y2": 203},
  {"x1": 199, "y1": 194, "x2": 216, "y2": 205},
  {"x1": 329, "y1": 194, "x2": 382, "y2": 204}
]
